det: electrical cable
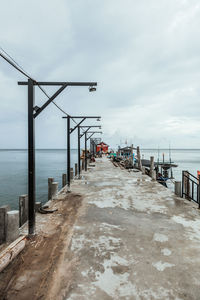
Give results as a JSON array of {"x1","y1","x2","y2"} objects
[
  {"x1": 0, "y1": 48, "x2": 80, "y2": 123},
  {"x1": 0, "y1": 47, "x2": 97, "y2": 135}
]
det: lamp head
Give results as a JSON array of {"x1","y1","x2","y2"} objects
[
  {"x1": 96, "y1": 117, "x2": 101, "y2": 121},
  {"x1": 89, "y1": 86, "x2": 96, "y2": 92}
]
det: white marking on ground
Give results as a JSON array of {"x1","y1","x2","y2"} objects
[
  {"x1": 153, "y1": 233, "x2": 168, "y2": 242},
  {"x1": 161, "y1": 248, "x2": 172, "y2": 256},
  {"x1": 172, "y1": 215, "x2": 200, "y2": 240},
  {"x1": 152, "y1": 261, "x2": 175, "y2": 271}
]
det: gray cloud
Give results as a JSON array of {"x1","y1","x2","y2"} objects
[{"x1": 0, "y1": 0, "x2": 200, "y2": 149}]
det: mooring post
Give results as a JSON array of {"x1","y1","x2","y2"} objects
[
  {"x1": 62, "y1": 173, "x2": 67, "y2": 188},
  {"x1": 75, "y1": 163, "x2": 78, "y2": 177},
  {"x1": 48, "y1": 177, "x2": 54, "y2": 200},
  {"x1": 137, "y1": 146, "x2": 142, "y2": 171},
  {"x1": 82, "y1": 158, "x2": 84, "y2": 171},
  {"x1": 70, "y1": 167, "x2": 74, "y2": 180},
  {"x1": 51, "y1": 182, "x2": 58, "y2": 199},
  {"x1": 150, "y1": 156, "x2": 154, "y2": 178},
  {"x1": 175, "y1": 181, "x2": 181, "y2": 197},
  {"x1": 0, "y1": 205, "x2": 10, "y2": 244},
  {"x1": 19, "y1": 194, "x2": 28, "y2": 227},
  {"x1": 6, "y1": 210, "x2": 19, "y2": 242},
  {"x1": 131, "y1": 144, "x2": 134, "y2": 166}
]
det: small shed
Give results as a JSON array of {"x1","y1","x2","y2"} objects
[
  {"x1": 118, "y1": 146, "x2": 136, "y2": 157},
  {"x1": 96, "y1": 142, "x2": 109, "y2": 153}
]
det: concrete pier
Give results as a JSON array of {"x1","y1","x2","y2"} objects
[
  {"x1": 64, "y1": 158, "x2": 200, "y2": 299},
  {"x1": 1, "y1": 158, "x2": 200, "y2": 299}
]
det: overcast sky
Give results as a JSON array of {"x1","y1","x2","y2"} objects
[{"x1": 0, "y1": 0, "x2": 200, "y2": 149}]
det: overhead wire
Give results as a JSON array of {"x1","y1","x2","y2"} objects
[
  {"x1": 0, "y1": 47, "x2": 84, "y2": 128},
  {"x1": 0, "y1": 47, "x2": 99, "y2": 136}
]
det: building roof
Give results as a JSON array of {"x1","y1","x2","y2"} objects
[
  {"x1": 119, "y1": 146, "x2": 136, "y2": 151},
  {"x1": 97, "y1": 142, "x2": 109, "y2": 147}
]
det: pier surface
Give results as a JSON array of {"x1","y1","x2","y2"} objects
[
  {"x1": 1, "y1": 157, "x2": 200, "y2": 299},
  {"x1": 64, "y1": 158, "x2": 200, "y2": 299}
]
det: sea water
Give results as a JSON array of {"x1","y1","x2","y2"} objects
[
  {"x1": 1, "y1": 149, "x2": 200, "y2": 209},
  {"x1": 0, "y1": 149, "x2": 78, "y2": 209}
]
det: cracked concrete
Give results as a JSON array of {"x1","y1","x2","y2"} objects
[{"x1": 65, "y1": 157, "x2": 200, "y2": 300}]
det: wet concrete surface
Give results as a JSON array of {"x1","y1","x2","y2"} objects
[{"x1": 66, "y1": 158, "x2": 200, "y2": 300}]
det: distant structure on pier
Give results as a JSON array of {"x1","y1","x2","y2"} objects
[{"x1": 96, "y1": 142, "x2": 109, "y2": 153}]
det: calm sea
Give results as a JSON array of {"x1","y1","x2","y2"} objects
[
  {"x1": 1, "y1": 149, "x2": 200, "y2": 209},
  {"x1": 0, "y1": 149, "x2": 78, "y2": 209}
]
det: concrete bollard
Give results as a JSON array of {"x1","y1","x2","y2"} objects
[
  {"x1": 0, "y1": 205, "x2": 10, "y2": 244},
  {"x1": 151, "y1": 170, "x2": 157, "y2": 181},
  {"x1": 51, "y1": 182, "x2": 58, "y2": 199},
  {"x1": 70, "y1": 168, "x2": 74, "y2": 180},
  {"x1": 150, "y1": 156, "x2": 154, "y2": 178},
  {"x1": 35, "y1": 202, "x2": 42, "y2": 212},
  {"x1": 62, "y1": 173, "x2": 67, "y2": 188},
  {"x1": 137, "y1": 146, "x2": 142, "y2": 171},
  {"x1": 75, "y1": 163, "x2": 78, "y2": 177},
  {"x1": 142, "y1": 166, "x2": 146, "y2": 175},
  {"x1": 19, "y1": 194, "x2": 28, "y2": 227},
  {"x1": 175, "y1": 181, "x2": 181, "y2": 197},
  {"x1": 48, "y1": 177, "x2": 54, "y2": 200},
  {"x1": 6, "y1": 210, "x2": 19, "y2": 242},
  {"x1": 82, "y1": 159, "x2": 84, "y2": 171}
]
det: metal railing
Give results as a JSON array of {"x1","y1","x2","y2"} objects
[{"x1": 182, "y1": 171, "x2": 200, "y2": 208}]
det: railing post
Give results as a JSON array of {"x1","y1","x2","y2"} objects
[
  {"x1": 186, "y1": 171, "x2": 190, "y2": 200},
  {"x1": 198, "y1": 175, "x2": 200, "y2": 209},
  {"x1": 182, "y1": 171, "x2": 184, "y2": 197}
]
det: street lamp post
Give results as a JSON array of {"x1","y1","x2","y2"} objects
[
  {"x1": 79, "y1": 127, "x2": 102, "y2": 171},
  {"x1": 62, "y1": 117, "x2": 101, "y2": 186},
  {"x1": 18, "y1": 80, "x2": 97, "y2": 235}
]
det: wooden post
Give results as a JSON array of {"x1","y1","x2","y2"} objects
[
  {"x1": 19, "y1": 195, "x2": 28, "y2": 227},
  {"x1": 70, "y1": 168, "x2": 74, "y2": 180},
  {"x1": 62, "y1": 173, "x2": 67, "y2": 188},
  {"x1": 0, "y1": 205, "x2": 10, "y2": 244},
  {"x1": 137, "y1": 146, "x2": 142, "y2": 171},
  {"x1": 75, "y1": 163, "x2": 78, "y2": 176}
]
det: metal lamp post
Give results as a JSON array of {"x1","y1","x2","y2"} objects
[
  {"x1": 62, "y1": 116, "x2": 101, "y2": 187},
  {"x1": 79, "y1": 128, "x2": 102, "y2": 171},
  {"x1": 18, "y1": 80, "x2": 97, "y2": 235}
]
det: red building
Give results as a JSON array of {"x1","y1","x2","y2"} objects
[{"x1": 96, "y1": 142, "x2": 109, "y2": 153}]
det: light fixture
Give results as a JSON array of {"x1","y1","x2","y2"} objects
[
  {"x1": 33, "y1": 105, "x2": 40, "y2": 112},
  {"x1": 89, "y1": 86, "x2": 96, "y2": 92},
  {"x1": 97, "y1": 117, "x2": 101, "y2": 121}
]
